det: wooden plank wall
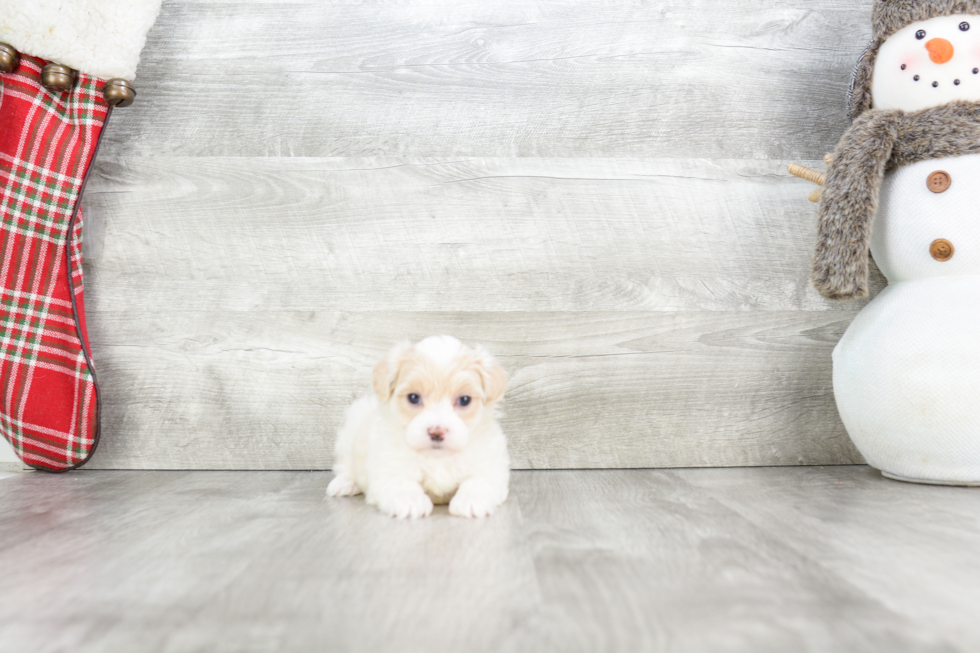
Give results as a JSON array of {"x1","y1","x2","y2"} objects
[{"x1": 83, "y1": 0, "x2": 882, "y2": 470}]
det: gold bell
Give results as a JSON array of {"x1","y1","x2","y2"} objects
[
  {"x1": 0, "y1": 43, "x2": 18, "y2": 74},
  {"x1": 102, "y1": 78, "x2": 136, "y2": 107},
  {"x1": 41, "y1": 63, "x2": 76, "y2": 92}
]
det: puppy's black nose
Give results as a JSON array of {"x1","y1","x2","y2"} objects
[{"x1": 428, "y1": 427, "x2": 446, "y2": 442}]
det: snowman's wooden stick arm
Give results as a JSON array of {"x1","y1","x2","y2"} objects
[
  {"x1": 788, "y1": 159, "x2": 832, "y2": 203},
  {"x1": 787, "y1": 163, "x2": 826, "y2": 187}
]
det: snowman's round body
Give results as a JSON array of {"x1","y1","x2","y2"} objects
[
  {"x1": 834, "y1": 154, "x2": 980, "y2": 484},
  {"x1": 829, "y1": 12, "x2": 980, "y2": 484}
]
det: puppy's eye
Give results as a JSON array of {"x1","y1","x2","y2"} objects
[
  {"x1": 916, "y1": 29, "x2": 927, "y2": 40},
  {"x1": 962, "y1": 22, "x2": 971, "y2": 31},
  {"x1": 407, "y1": 394, "x2": 421, "y2": 405},
  {"x1": 457, "y1": 396, "x2": 472, "y2": 407}
]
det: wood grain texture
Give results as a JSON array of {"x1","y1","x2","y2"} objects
[
  {"x1": 76, "y1": 0, "x2": 888, "y2": 469},
  {"x1": 2, "y1": 468, "x2": 979, "y2": 651},
  {"x1": 83, "y1": 310, "x2": 863, "y2": 470},
  {"x1": 81, "y1": 156, "x2": 877, "y2": 469},
  {"x1": 105, "y1": 0, "x2": 874, "y2": 159},
  {"x1": 82, "y1": 156, "x2": 885, "y2": 314},
  {"x1": 0, "y1": 470, "x2": 538, "y2": 653},
  {"x1": 682, "y1": 465, "x2": 980, "y2": 651},
  {"x1": 507, "y1": 468, "x2": 974, "y2": 652}
]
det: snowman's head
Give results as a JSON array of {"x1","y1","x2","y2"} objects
[
  {"x1": 872, "y1": 14, "x2": 980, "y2": 111},
  {"x1": 847, "y1": 1, "x2": 980, "y2": 120}
]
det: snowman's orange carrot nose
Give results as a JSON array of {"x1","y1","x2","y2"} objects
[{"x1": 926, "y1": 38, "x2": 955, "y2": 64}]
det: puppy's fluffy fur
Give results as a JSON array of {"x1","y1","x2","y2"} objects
[{"x1": 327, "y1": 336, "x2": 510, "y2": 519}]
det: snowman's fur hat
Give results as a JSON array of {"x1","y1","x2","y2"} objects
[{"x1": 848, "y1": 0, "x2": 980, "y2": 120}]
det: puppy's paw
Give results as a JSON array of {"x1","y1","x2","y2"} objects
[
  {"x1": 378, "y1": 491, "x2": 434, "y2": 519},
  {"x1": 326, "y1": 474, "x2": 362, "y2": 497},
  {"x1": 449, "y1": 485, "x2": 499, "y2": 518}
]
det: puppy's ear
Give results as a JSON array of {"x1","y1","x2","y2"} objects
[
  {"x1": 472, "y1": 347, "x2": 508, "y2": 404},
  {"x1": 373, "y1": 341, "x2": 412, "y2": 401}
]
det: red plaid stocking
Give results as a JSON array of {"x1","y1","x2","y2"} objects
[{"x1": 1, "y1": 55, "x2": 109, "y2": 471}]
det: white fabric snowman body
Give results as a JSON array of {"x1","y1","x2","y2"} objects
[{"x1": 828, "y1": 10, "x2": 980, "y2": 484}]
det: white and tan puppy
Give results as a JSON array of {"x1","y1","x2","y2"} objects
[{"x1": 327, "y1": 336, "x2": 510, "y2": 519}]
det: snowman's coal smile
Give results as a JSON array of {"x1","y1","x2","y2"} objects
[{"x1": 906, "y1": 66, "x2": 980, "y2": 87}]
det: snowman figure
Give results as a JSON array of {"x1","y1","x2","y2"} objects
[{"x1": 811, "y1": 0, "x2": 980, "y2": 485}]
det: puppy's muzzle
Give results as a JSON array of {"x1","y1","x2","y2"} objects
[{"x1": 427, "y1": 427, "x2": 447, "y2": 443}]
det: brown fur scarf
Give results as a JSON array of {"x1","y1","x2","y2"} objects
[{"x1": 813, "y1": 100, "x2": 980, "y2": 300}]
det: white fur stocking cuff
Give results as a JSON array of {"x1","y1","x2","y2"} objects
[{"x1": 0, "y1": 0, "x2": 163, "y2": 80}]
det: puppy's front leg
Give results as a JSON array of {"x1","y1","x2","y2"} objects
[
  {"x1": 449, "y1": 477, "x2": 508, "y2": 518},
  {"x1": 373, "y1": 479, "x2": 434, "y2": 519},
  {"x1": 326, "y1": 473, "x2": 362, "y2": 497}
]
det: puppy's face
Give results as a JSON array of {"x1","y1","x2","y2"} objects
[{"x1": 373, "y1": 336, "x2": 507, "y2": 453}]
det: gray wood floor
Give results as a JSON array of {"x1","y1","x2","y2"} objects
[
  {"x1": 2, "y1": 467, "x2": 978, "y2": 652},
  {"x1": 79, "y1": 0, "x2": 881, "y2": 470}
]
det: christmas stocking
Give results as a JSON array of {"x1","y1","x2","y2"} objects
[{"x1": 0, "y1": 1, "x2": 161, "y2": 471}]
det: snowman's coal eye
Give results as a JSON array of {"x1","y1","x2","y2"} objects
[
  {"x1": 961, "y1": 22, "x2": 971, "y2": 31},
  {"x1": 916, "y1": 30, "x2": 927, "y2": 39}
]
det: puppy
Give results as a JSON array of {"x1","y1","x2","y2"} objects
[{"x1": 327, "y1": 336, "x2": 510, "y2": 519}]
